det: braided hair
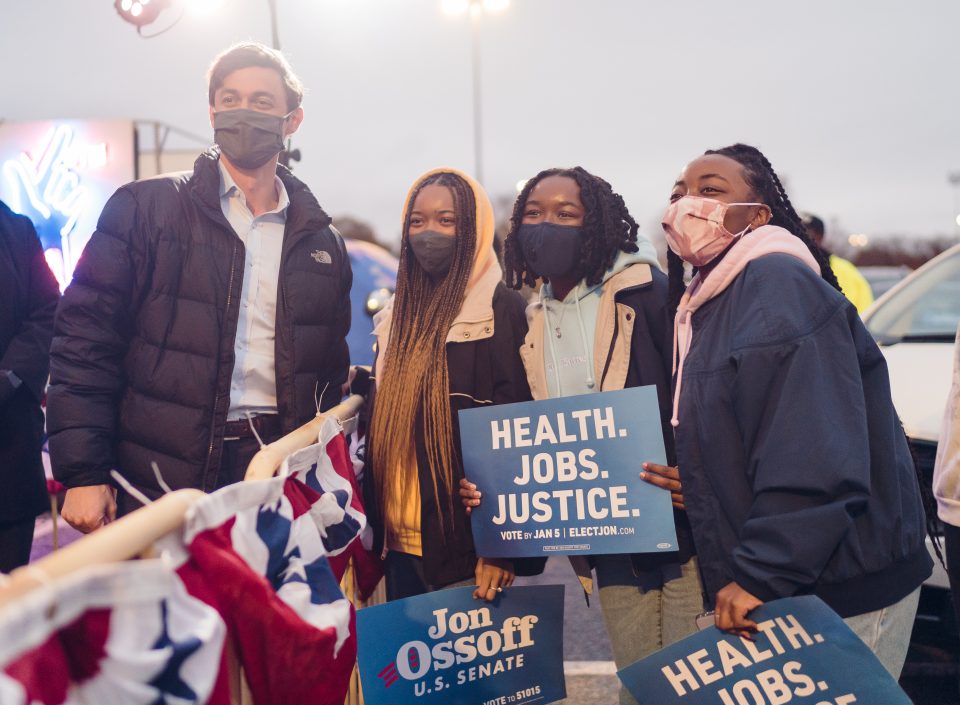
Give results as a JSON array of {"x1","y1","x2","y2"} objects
[
  {"x1": 370, "y1": 172, "x2": 478, "y2": 533},
  {"x1": 666, "y1": 143, "x2": 842, "y2": 315},
  {"x1": 503, "y1": 167, "x2": 639, "y2": 290}
]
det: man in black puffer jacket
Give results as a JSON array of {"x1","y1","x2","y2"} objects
[{"x1": 48, "y1": 43, "x2": 352, "y2": 531}]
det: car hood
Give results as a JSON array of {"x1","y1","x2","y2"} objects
[{"x1": 878, "y1": 341, "x2": 953, "y2": 442}]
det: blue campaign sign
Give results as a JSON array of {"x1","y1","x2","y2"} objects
[
  {"x1": 356, "y1": 585, "x2": 566, "y2": 705},
  {"x1": 618, "y1": 596, "x2": 913, "y2": 705},
  {"x1": 458, "y1": 386, "x2": 676, "y2": 557}
]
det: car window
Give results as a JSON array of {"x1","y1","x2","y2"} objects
[{"x1": 865, "y1": 249, "x2": 960, "y2": 342}]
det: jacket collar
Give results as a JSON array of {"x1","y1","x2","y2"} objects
[
  {"x1": 521, "y1": 263, "x2": 654, "y2": 399},
  {"x1": 188, "y1": 148, "x2": 331, "y2": 234},
  {"x1": 372, "y1": 258, "x2": 503, "y2": 382},
  {"x1": 526, "y1": 263, "x2": 653, "y2": 319},
  {"x1": 446, "y1": 257, "x2": 501, "y2": 343}
]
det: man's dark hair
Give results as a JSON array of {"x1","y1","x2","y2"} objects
[
  {"x1": 503, "y1": 166, "x2": 639, "y2": 290},
  {"x1": 207, "y1": 42, "x2": 304, "y2": 111}
]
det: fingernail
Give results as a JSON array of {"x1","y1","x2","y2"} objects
[
  {"x1": 639, "y1": 472, "x2": 646, "y2": 479},
  {"x1": 642, "y1": 462, "x2": 649, "y2": 469}
]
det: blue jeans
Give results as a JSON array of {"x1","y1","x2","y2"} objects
[
  {"x1": 595, "y1": 555, "x2": 705, "y2": 705},
  {"x1": 843, "y1": 586, "x2": 920, "y2": 679}
]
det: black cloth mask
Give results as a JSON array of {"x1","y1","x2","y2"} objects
[
  {"x1": 213, "y1": 109, "x2": 289, "y2": 169},
  {"x1": 409, "y1": 230, "x2": 458, "y2": 278},
  {"x1": 517, "y1": 222, "x2": 583, "y2": 278}
]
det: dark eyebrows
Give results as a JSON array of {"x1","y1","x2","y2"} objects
[
  {"x1": 524, "y1": 198, "x2": 582, "y2": 209},
  {"x1": 699, "y1": 173, "x2": 730, "y2": 183}
]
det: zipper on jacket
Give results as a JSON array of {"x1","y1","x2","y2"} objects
[
  {"x1": 204, "y1": 242, "x2": 240, "y2": 485},
  {"x1": 599, "y1": 308, "x2": 621, "y2": 391}
]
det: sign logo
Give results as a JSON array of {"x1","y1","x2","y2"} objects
[{"x1": 311, "y1": 249, "x2": 332, "y2": 265}]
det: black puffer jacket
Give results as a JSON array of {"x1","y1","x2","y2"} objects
[
  {"x1": 0, "y1": 200, "x2": 60, "y2": 522},
  {"x1": 48, "y1": 150, "x2": 351, "y2": 497}
]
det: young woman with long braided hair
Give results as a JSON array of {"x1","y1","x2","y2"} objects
[
  {"x1": 461, "y1": 167, "x2": 705, "y2": 705},
  {"x1": 662, "y1": 143, "x2": 932, "y2": 677},
  {"x1": 365, "y1": 168, "x2": 535, "y2": 601}
]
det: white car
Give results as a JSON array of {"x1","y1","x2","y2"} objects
[{"x1": 862, "y1": 244, "x2": 960, "y2": 622}]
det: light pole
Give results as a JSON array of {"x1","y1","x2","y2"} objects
[
  {"x1": 949, "y1": 171, "x2": 960, "y2": 235},
  {"x1": 441, "y1": 0, "x2": 510, "y2": 185},
  {"x1": 267, "y1": 0, "x2": 281, "y2": 49}
]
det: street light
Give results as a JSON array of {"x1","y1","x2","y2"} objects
[
  {"x1": 115, "y1": 0, "x2": 173, "y2": 30},
  {"x1": 949, "y1": 171, "x2": 960, "y2": 234},
  {"x1": 114, "y1": 0, "x2": 277, "y2": 46},
  {"x1": 441, "y1": 0, "x2": 510, "y2": 185}
]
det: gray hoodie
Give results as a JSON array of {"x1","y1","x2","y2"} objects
[{"x1": 540, "y1": 240, "x2": 661, "y2": 398}]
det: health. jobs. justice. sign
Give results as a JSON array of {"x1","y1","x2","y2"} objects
[
  {"x1": 357, "y1": 585, "x2": 566, "y2": 705},
  {"x1": 618, "y1": 596, "x2": 912, "y2": 705},
  {"x1": 459, "y1": 386, "x2": 677, "y2": 557}
]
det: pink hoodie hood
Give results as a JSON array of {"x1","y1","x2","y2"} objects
[{"x1": 671, "y1": 225, "x2": 821, "y2": 427}]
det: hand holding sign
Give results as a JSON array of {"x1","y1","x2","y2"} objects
[
  {"x1": 715, "y1": 582, "x2": 764, "y2": 640},
  {"x1": 640, "y1": 462, "x2": 685, "y2": 510},
  {"x1": 460, "y1": 477, "x2": 481, "y2": 515},
  {"x1": 475, "y1": 557, "x2": 515, "y2": 602}
]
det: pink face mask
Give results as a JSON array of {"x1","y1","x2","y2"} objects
[{"x1": 661, "y1": 196, "x2": 768, "y2": 267}]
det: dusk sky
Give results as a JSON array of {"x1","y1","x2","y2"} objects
[{"x1": 3, "y1": 0, "x2": 959, "y2": 248}]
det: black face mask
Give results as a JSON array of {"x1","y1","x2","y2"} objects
[
  {"x1": 213, "y1": 108, "x2": 289, "y2": 169},
  {"x1": 409, "y1": 230, "x2": 458, "y2": 278},
  {"x1": 517, "y1": 222, "x2": 583, "y2": 278}
]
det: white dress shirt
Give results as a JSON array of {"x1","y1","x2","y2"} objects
[{"x1": 219, "y1": 161, "x2": 289, "y2": 421}]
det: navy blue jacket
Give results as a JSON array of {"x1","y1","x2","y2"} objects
[{"x1": 674, "y1": 254, "x2": 931, "y2": 618}]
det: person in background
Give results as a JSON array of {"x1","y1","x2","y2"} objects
[
  {"x1": 0, "y1": 199, "x2": 60, "y2": 572},
  {"x1": 365, "y1": 168, "x2": 535, "y2": 602},
  {"x1": 933, "y1": 324, "x2": 960, "y2": 624},
  {"x1": 802, "y1": 213, "x2": 874, "y2": 313},
  {"x1": 664, "y1": 143, "x2": 932, "y2": 678},
  {"x1": 48, "y1": 42, "x2": 351, "y2": 532}
]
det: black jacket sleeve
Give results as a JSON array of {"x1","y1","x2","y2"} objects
[
  {"x1": 490, "y1": 285, "x2": 543, "y2": 576},
  {"x1": 635, "y1": 268, "x2": 677, "y2": 465},
  {"x1": 0, "y1": 213, "x2": 60, "y2": 401},
  {"x1": 47, "y1": 187, "x2": 148, "y2": 488},
  {"x1": 728, "y1": 282, "x2": 871, "y2": 601},
  {"x1": 491, "y1": 284, "x2": 532, "y2": 406}
]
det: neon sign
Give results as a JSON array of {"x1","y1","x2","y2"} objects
[{"x1": 2, "y1": 125, "x2": 109, "y2": 290}]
